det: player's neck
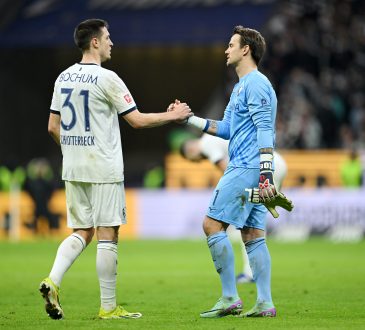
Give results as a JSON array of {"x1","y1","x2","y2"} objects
[
  {"x1": 80, "y1": 52, "x2": 101, "y2": 66},
  {"x1": 235, "y1": 61, "x2": 257, "y2": 79}
]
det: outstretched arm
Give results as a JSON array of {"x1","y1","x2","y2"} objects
[
  {"x1": 123, "y1": 103, "x2": 192, "y2": 129},
  {"x1": 168, "y1": 99, "x2": 232, "y2": 139}
]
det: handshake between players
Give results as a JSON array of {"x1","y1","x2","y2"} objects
[{"x1": 167, "y1": 99, "x2": 294, "y2": 219}]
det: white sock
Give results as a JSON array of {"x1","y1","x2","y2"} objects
[
  {"x1": 97, "y1": 241, "x2": 118, "y2": 311},
  {"x1": 49, "y1": 233, "x2": 86, "y2": 287},
  {"x1": 241, "y1": 241, "x2": 253, "y2": 278}
]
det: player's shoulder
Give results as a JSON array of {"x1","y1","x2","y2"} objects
[
  {"x1": 246, "y1": 70, "x2": 270, "y2": 85},
  {"x1": 244, "y1": 70, "x2": 273, "y2": 94},
  {"x1": 98, "y1": 67, "x2": 123, "y2": 84},
  {"x1": 98, "y1": 66, "x2": 117, "y2": 76}
]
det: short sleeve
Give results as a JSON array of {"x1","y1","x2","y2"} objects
[
  {"x1": 50, "y1": 80, "x2": 60, "y2": 114},
  {"x1": 104, "y1": 72, "x2": 137, "y2": 115}
]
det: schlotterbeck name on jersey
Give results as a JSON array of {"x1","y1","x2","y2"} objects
[
  {"x1": 59, "y1": 73, "x2": 98, "y2": 85},
  {"x1": 61, "y1": 135, "x2": 95, "y2": 146}
]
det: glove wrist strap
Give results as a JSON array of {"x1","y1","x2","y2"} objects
[{"x1": 260, "y1": 153, "x2": 273, "y2": 172}]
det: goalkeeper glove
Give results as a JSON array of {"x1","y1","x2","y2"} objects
[
  {"x1": 246, "y1": 187, "x2": 294, "y2": 218},
  {"x1": 258, "y1": 152, "x2": 277, "y2": 203}
]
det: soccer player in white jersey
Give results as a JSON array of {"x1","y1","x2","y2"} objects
[
  {"x1": 40, "y1": 18, "x2": 192, "y2": 320},
  {"x1": 170, "y1": 26, "x2": 293, "y2": 318},
  {"x1": 180, "y1": 134, "x2": 288, "y2": 284}
]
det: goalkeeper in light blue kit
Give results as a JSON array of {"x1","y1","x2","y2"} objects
[{"x1": 172, "y1": 26, "x2": 293, "y2": 318}]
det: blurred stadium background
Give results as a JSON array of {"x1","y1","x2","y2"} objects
[{"x1": 0, "y1": 0, "x2": 364, "y2": 242}]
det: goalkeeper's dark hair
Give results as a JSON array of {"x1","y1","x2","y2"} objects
[
  {"x1": 74, "y1": 19, "x2": 108, "y2": 52},
  {"x1": 232, "y1": 26, "x2": 266, "y2": 65}
]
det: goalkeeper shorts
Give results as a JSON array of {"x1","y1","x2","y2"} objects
[{"x1": 206, "y1": 167, "x2": 267, "y2": 230}]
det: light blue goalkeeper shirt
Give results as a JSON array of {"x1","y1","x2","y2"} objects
[{"x1": 216, "y1": 69, "x2": 277, "y2": 169}]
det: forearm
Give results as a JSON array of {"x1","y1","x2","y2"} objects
[
  {"x1": 136, "y1": 112, "x2": 175, "y2": 128},
  {"x1": 185, "y1": 101, "x2": 231, "y2": 138},
  {"x1": 251, "y1": 110, "x2": 274, "y2": 149},
  {"x1": 186, "y1": 116, "x2": 231, "y2": 139},
  {"x1": 126, "y1": 111, "x2": 176, "y2": 129}
]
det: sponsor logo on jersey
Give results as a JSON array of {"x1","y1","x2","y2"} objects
[
  {"x1": 124, "y1": 94, "x2": 133, "y2": 104},
  {"x1": 261, "y1": 98, "x2": 267, "y2": 106}
]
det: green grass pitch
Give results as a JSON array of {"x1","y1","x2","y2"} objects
[{"x1": 0, "y1": 238, "x2": 364, "y2": 329}]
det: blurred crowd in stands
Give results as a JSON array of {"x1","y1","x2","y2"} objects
[
  {"x1": 0, "y1": 158, "x2": 61, "y2": 234},
  {"x1": 258, "y1": 0, "x2": 365, "y2": 150}
]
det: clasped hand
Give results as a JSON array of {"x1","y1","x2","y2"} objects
[{"x1": 167, "y1": 99, "x2": 192, "y2": 124}]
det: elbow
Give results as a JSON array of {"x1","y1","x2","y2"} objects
[
  {"x1": 130, "y1": 121, "x2": 144, "y2": 129},
  {"x1": 221, "y1": 134, "x2": 230, "y2": 140},
  {"x1": 216, "y1": 121, "x2": 230, "y2": 140},
  {"x1": 128, "y1": 117, "x2": 148, "y2": 129},
  {"x1": 217, "y1": 130, "x2": 230, "y2": 140}
]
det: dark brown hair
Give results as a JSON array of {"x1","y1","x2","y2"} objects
[
  {"x1": 74, "y1": 19, "x2": 108, "y2": 51},
  {"x1": 232, "y1": 25, "x2": 266, "y2": 65}
]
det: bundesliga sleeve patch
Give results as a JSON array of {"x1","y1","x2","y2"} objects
[{"x1": 124, "y1": 94, "x2": 133, "y2": 104}]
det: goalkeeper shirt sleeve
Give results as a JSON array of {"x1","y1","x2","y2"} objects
[{"x1": 246, "y1": 75, "x2": 275, "y2": 149}]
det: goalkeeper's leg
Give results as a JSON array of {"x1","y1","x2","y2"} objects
[{"x1": 241, "y1": 223, "x2": 275, "y2": 317}]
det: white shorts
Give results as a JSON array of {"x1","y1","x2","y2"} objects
[{"x1": 65, "y1": 181, "x2": 126, "y2": 228}]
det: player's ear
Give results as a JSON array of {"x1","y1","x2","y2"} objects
[
  {"x1": 91, "y1": 37, "x2": 99, "y2": 49},
  {"x1": 242, "y1": 44, "x2": 250, "y2": 56}
]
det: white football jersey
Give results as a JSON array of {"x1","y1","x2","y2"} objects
[{"x1": 50, "y1": 63, "x2": 136, "y2": 183}]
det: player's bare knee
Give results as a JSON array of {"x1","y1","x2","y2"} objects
[
  {"x1": 203, "y1": 217, "x2": 227, "y2": 236},
  {"x1": 241, "y1": 227, "x2": 265, "y2": 243},
  {"x1": 73, "y1": 228, "x2": 94, "y2": 245},
  {"x1": 96, "y1": 226, "x2": 119, "y2": 242}
]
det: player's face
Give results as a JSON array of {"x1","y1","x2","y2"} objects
[
  {"x1": 225, "y1": 34, "x2": 246, "y2": 67},
  {"x1": 98, "y1": 27, "x2": 113, "y2": 62}
]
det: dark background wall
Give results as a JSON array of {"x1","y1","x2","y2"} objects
[
  {"x1": 3, "y1": 1, "x2": 361, "y2": 186},
  {"x1": 0, "y1": 46, "x2": 227, "y2": 184},
  {"x1": 0, "y1": 0, "x2": 273, "y2": 185}
]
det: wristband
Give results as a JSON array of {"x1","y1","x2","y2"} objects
[
  {"x1": 260, "y1": 153, "x2": 273, "y2": 171},
  {"x1": 186, "y1": 116, "x2": 208, "y2": 131}
]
